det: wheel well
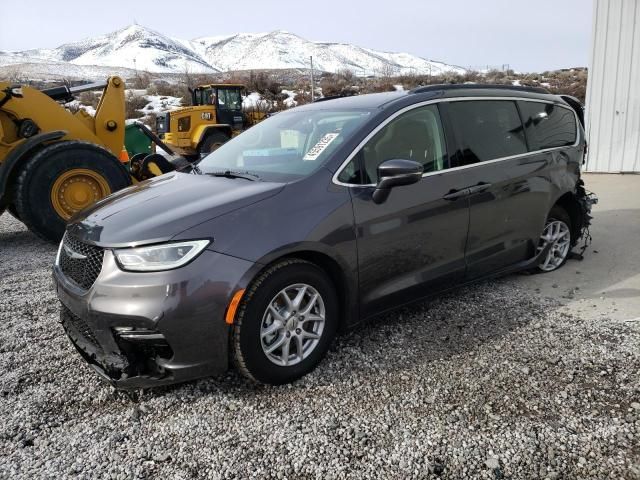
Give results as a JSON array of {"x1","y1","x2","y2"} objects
[
  {"x1": 554, "y1": 192, "x2": 582, "y2": 244},
  {"x1": 261, "y1": 251, "x2": 352, "y2": 331}
]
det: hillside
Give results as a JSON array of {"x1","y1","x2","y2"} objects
[{"x1": 0, "y1": 24, "x2": 465, "y2": 80}]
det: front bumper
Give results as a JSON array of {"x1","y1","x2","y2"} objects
[{"x1": 54, "y1": 248, "x2": 256, "y2": 389}]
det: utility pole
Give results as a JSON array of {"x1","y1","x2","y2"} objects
[{"x1": 310, "y1": 56, "x2": 315, "y2": 102}]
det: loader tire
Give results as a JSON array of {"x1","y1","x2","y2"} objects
[
  {"x1": 15, "y1": 141, "x2": 131, "y2": 242},
  {"x1": 198, "y1": 131, "x2": 229, "y2": 155}
]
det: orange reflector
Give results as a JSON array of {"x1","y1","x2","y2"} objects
[
  {"x1": 119, "y1": 148, "x2": 130, "y2": 163},
  {"x1": 225, "y1": 289, "x2": 245, "y2": 325}
]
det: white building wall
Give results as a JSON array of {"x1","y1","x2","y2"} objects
[{"x1": 585, "y1": 0, "x2": 640, "y2": 172}]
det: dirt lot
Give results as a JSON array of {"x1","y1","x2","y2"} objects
[{"x1": 0, "y1": 174, "x2": 638, "y2": 479}]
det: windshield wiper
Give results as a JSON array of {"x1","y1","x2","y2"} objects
[{"x1": 207, "y1": 170, "x2": 260, "y2": 181}]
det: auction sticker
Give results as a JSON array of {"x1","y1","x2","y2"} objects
[{"x1": 303, "y1": 133, "x2": 339, "y2": 161}]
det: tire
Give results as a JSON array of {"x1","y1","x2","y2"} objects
[
  {"x1": 232, "y1": 259, "x2": 338, "y2": 384},
  {"x1": 14, "y1": 141, "x2": 131, "y2": 242},
  {"x1": 535, "y1": 205, "x2": 573, "y2": 273},
  {"x1": 198, "y1": 131, "x2": 229, "y2": 155}
]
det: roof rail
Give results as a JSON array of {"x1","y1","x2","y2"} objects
[
  {"x1": 409, "y1": 83, "x2": 550, "y2": 95},
  {"x1": 313, "y1": 93, "x2": 357, "y2": 103}
]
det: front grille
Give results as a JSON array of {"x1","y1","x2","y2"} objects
[
  {"x1": 58, "y1": 233, "x2": 104, "y2": 290},
  {"x1": 60, "y1": 304, "x2": 101, "y2": 351}
]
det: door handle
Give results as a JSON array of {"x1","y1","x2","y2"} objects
[
  {"x1": 442, "y1": 188, "x2": 469, "y2": 201},
  {"x1": 467, "y1": 182, "x2": 492, "y2": 194}
]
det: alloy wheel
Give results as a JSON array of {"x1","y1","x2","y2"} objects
[
  {"x1": 537, "y1": 219, "x2": 571, "y2": 271},
  {"x1": 260, "y1": 283, "x2": 326, "y2": 366}
]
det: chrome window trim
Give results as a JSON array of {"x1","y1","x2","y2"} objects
[{"x1": 331, "y1": 96, "x2": 582, "y2": 187}]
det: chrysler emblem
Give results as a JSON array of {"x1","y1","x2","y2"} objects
[{"x1": 63, "y1": 244, "x2": 87, "y2": 260}]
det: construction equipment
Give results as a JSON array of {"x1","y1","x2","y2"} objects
[
  {"x1": 156, "y1": 84, "x2": 265, "y2": 158},
  {"x1": 0, "y1": 77, "x2": 179, "y2": 242}
]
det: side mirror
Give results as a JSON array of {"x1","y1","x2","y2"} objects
[{"x1": 372, "y1": 159, "x2": 423, "y2": 204}]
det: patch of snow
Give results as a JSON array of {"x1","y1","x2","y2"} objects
[
  {"x1": 281, "y1": 89, "x2": 298, "y2": 107},
  {"x1": 142, "y1": 94, "x2": 183, "y2": 112},
  {"x1": 511, "y1": 79, "x2": 522, "y2": 86},
  {"x1": 242, "y1": 92, "x2": 263, "y2": 109},
  {"x1": 393, "y1": 84, "x2": 405, "y2": 91},
  {"x1": 65, "y1": 100, "x2": 96, "y2": 116}
]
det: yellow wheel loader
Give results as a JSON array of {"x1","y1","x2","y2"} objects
[
  {"x1": 156, "y1": 84, "x2": 265, "y2": 157},
  {"x1": 0, "y1": 76, "x2": 180, "y2": 242}
]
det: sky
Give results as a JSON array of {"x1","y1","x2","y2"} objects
[{"x1": 0, "y1": 0, "x2": 593, "y2": 72}]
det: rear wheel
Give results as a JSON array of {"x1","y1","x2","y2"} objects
[
  {"x1": 198, "y1": 131, "x2": 229, "y2": 155},
  {"x1": 15, "y1": 141, "x2": 131, "y2": 242},
  {"x1": 536, "y1": 205, "x2": 573, "y2": 272},
  {"x1": 232, "y1": 259, "x2": 338, "y2": 384}
]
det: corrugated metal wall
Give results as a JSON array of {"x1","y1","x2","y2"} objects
[{"x1": 585, "y1": 0, "x2": 640, "y2": 172}]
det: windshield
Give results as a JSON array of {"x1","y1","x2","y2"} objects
[
  {"x1": 217, "y1": 88, "x2": 242, "y2": 110},
  {"x1": 198, "y1": 108, "x2": 371, "y2": 182}
]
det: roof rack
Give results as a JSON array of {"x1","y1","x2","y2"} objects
[
  {"x1": 409, "y1": 83, "x2": 550, "y2": 95},
  {"x1": 313, "y1": 93, "x2": 357, "y2": 103}
]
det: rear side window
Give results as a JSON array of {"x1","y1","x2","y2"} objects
[
  {"x1": 518, "y1": 101, "x2": 577, "y2": 150},
  {"x1": 446, "y1": 100, "x2": 527, "y2": 165}
]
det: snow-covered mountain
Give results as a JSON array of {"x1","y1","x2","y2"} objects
[
  {"x1": 186, "y1": 30, "x2": 463, "y2": 75},
  {"x1": 13, "y1": 25, "x2": 217, "y2": 74},
  {"x1": 0, "y1": 24, "x2": 465, "y2": 78}
]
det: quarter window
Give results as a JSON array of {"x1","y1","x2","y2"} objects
[
  {"x1": 518, "y1": 101, "x2": 577, "y2": 150},
  {"x1": 446, "y1": 100, "x2": 527, "y2": 165},
  {"x1": 338, "y1": 104, "x2": 448, "y2": 184}
]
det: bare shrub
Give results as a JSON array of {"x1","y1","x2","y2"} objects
[
  {"x1": 0, "y1": 65, "x2": 24, "y2": 83},
  {"x1": 125, "y1": 92, "x2": 148, "y2": 119},
  {"x1": 131, "y1": 71, "x2": 152, "y2": 89},
  {"x1": 147, "y1": 81, "x2": 185, "y2": 98},
  {"x1": 78, "y1": 91, "x2": 100, "y2": 109},
  {"x1": 143, "y1": 112, "x2": 157, "y2": 129},
  {"x1": 293, "y1": 91, "x2": 312, "y2": 105}
]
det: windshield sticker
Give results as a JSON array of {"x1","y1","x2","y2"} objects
[
  {"x1": 280, "y1": 130, "x2": 302, "y2": 149},
  {"x1": 303, "y1": 133, "x2": 339, "y2": 161}
]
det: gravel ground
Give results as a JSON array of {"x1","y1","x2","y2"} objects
[{"x1": 1, "y1": 213, "x2": 639, "y2": 480}]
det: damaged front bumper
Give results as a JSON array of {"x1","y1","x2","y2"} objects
[
  {"x1": 60, "y1": 304, "x2": 177, "y2": 389},
  {"x1": 54, "y1": 249, "x2": 256, "y2": 389}
]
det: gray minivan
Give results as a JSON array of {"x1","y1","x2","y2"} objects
[{"x1": 53, "y1": 85, "x2": 595, "y2": 388}]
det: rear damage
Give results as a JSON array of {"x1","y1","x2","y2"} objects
[{"x1": 574, "y1": 178, "x2": 598, "y2": 258}]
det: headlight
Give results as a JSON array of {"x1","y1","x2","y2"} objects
[{"x1": 114, "y1": 240, "x2": 210, "y2": 272}]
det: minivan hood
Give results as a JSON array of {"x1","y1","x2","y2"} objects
[{"x1": 66, "y1": 172, "x2": 284, "y2": 247}]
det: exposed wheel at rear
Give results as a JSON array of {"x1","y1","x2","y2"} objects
[
  {"x1": 536, "y1": 205, "x2": 573, "y2": 272},
  {"x1": 232, "y1": 259, "x2": 338, "y2": 384}
]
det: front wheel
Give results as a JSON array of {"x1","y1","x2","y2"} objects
[
  {"x1": 198, "y1": 131, "x2": 229, "y2": 155},
  {"x1": 536, "y1": 205, "x2": 573, "y2": 272},
  {"x1": 14, "y1": 141, "x2": 131, "y2": 242},
  {"x1": 232, "y1": 259, "x2": 338, "y2": 384}
]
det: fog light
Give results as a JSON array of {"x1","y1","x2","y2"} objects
[{"x1": 113, "y1": 327, "x2": 165, "y2": 342}]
